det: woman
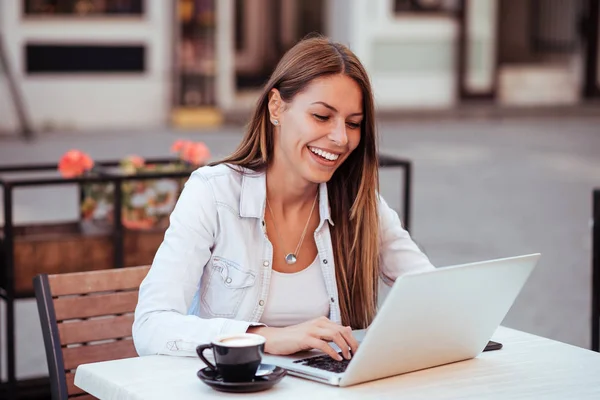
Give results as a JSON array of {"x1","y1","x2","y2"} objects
[{"x1": 133, "y1": 36, "x2": 434, "y2": 362}]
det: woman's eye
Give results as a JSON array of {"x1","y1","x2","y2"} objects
[
  {"x1": 313, "y1": 114, "x2": 329, "y2": 122},
  {"x1": 346, "y1": 122, "x2": 360, "y2": 129}
]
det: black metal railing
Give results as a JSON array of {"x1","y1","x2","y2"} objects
[
  {"x1": 378, "y1": 154, "x2": 412, "y2": 232},
  {"x1": 592, "y1": 189, "x2": 600, "y2": 352}
]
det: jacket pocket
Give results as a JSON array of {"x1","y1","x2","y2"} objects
[{"x1": 200, "y1": 256, "x2": 256, "y2": 318}]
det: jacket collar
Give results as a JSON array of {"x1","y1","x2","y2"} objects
[{"x1": 239, "y1": 168, "x2": 334, "y2": 226}]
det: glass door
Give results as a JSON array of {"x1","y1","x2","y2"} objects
[
  {"x1": 216, "y1": 0, "x2": 325, "y2": 112},
  {"x1": 172, "y1": 0, "x2": 222, "y2": 127}
]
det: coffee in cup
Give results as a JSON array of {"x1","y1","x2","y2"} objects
[{"x1": 196, "y1": 333, "x2": 266, "y2": 382}]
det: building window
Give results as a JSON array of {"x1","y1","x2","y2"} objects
[
  {"x1": 23, "y1": 0, "x2": 144, "y2": 16},
  {"x1": 394, "y1": 0, "x2": 460, "y2": 14},
  {"x1": 26, "y1": 44, "x2": 146, "y2": 74}
]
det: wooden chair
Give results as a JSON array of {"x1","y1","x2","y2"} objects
[{"x1": 33, "y1": 265, "x2": 150, "y2": 399}]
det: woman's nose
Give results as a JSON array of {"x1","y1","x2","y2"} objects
[{"x1": 328, "y1": 119, "x2": 348, "y2": 146}]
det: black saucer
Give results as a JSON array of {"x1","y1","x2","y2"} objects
[{"x1": 197, "y1": 364, "x2": 287, "y2": 393}]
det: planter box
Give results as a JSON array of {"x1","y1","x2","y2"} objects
[{"x1": 7, "y1": 221, "x2": 164, "y2": 297}]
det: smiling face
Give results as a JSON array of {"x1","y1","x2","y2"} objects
[{"x1": 269, "y1": 74, "x2": 364, "y2": 184}]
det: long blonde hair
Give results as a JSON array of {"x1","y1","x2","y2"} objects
[{"x1": 216, "y1": 37, "x2": 380, "y2": 329}]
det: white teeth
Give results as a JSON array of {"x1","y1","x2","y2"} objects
[{"x1": 309, "y1": 147, "x2": 339, "y2": 161}]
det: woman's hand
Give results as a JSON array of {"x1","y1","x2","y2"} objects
[{"x1": 248, "y1": 316, "x2": 359, "y2": 361}]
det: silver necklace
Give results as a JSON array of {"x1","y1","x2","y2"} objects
[{"x1": 266, "y1": 192, "x2": 318, "y2": 265}]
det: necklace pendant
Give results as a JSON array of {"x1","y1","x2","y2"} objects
[{"x1": 285, "y1": 253, "x2": 297, "y2": 265}]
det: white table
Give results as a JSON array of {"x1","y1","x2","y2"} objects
[{"x1": 75, "y1": 327, "x2": 600, "y2": 399}]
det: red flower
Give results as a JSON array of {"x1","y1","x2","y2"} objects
[
  {"x1": 171, "y1": 139, "x2": 211, "y2": 166},
  {"x1": 181, "y1": 142, "x2": 211, "y2": 166},
  {"x1": 58, "y1": 150, "x2": 94, "y2": 178},
  {"x1": 171, "y1": 140, "x2": 190, "y2": 153}
]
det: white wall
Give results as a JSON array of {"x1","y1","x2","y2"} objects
[
  {"x1": 0, "y1": 3, "x2": 20, "y2": 136},
  {"x1": 0, "y1": 0, "x2": 172, "y2": 134},
  {"x1": 216, "y1": 0, "x2": 236, "y2": 111},
  {"x1": 0, "y1": 68, "x2": 21, "y2": 135},
  {"x1": 464, "y1": 0, "x2": 497, "y2": 94},
  {"x1": 349, "y1": 0, "x2": 458, "y2": 110},
  {"x1": 326, "y1": 0, "x2": 351, "y2": 45}
]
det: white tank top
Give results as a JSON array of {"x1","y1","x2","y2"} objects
[{"x1": 259, "y1": 256, "x2": 330, "y2": 327}]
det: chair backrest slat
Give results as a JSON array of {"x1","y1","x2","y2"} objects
[
  {"x1": 53, "y1": 291, "x2": 139, "y2": 321},
  {"x1": 35, "y1": 265, "x2": 150, "y2": 399},
  {"x1": 47, "y1": 266, "x2": 150, "y2": 296},
  {"x1": 62, "y1": 338, "x2": 138, "y2": 371},
  {"x1": 58, "y1": 314, "x2": 135, "y2": 345},
  {"x1": 65, "y1": 372, "x2": 84, "y2": 396}
]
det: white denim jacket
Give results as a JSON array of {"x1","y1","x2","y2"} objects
[{"x1": 133, "y1": 164, "x2": 434, "y2": 357}]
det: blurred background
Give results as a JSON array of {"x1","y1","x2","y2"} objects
[
  {"x1": 1, "y1": 0, "x2": 600, "y2": 398},
  {"x1": 2, "y1": 0, "x2": 599, "y2": 130}
]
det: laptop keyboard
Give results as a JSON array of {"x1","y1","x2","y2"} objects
[
  {"x1": 292, "y1": 340, "x2": 502, "y2": 375},
  {"x1": 293, "y1": 352, "x2": 350, "y2": 373}
]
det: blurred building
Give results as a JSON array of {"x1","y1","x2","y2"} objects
[{"x1": 0, "y1": 0, "x2": 598, "y2": 135}]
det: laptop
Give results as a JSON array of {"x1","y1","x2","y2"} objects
[{"x1": 262, "y1": 253, "x2": 540, "y2": 387}]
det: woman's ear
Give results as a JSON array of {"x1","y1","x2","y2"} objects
[{"x1": 268, "y1": 89, "x2": 283, "y2": 124}]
